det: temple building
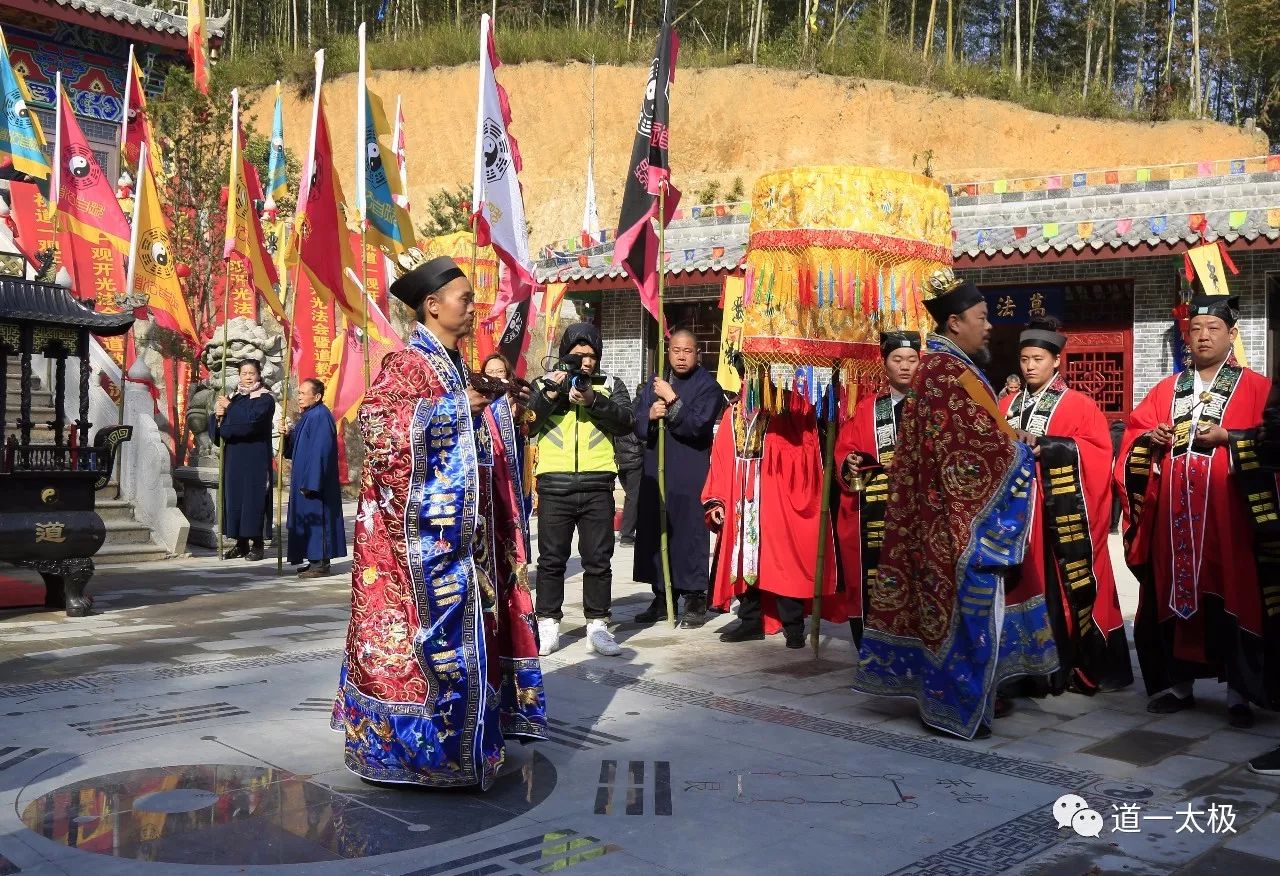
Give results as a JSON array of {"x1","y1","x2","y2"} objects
[{"x1": 536, "y1": 160, "x2": 1280, "y2": 417}]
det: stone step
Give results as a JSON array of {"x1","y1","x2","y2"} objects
[
  {"x1": 95, "y1": 498, "x2": 136, "y2": 523},
  {"x1": 6, "y1": 405, "x2": 59, "y2": 427},
  {"x1": 2, "y1": 394, "x2": 55, "y2": 409},
  {"x1": 93, "y1": 541, "x2": 171, "y2": 566},
  {"x1": 102, "y1": 517, "x2": 159, "y2": 546}
]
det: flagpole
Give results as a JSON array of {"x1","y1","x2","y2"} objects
[
  {"x1": 357, "y1": 23, "x2": 371, "y2": 391},
  {"x1": 116, "y1": 141, "x2": 148, "y2": 495},
  {"x1": 810, "y1": 368, "x2": 839, "y2": 657},
  {"x1": 216, "y1": 261, "x2": 230, "y2": 561},
  {"x1": 120, "y1": 44, "x2": 134, "y2": 164},
  {"x1": 217, "y1": 88, "x2": 243, "y2": 562},
  {"x1": 50, "y1": 72, "x2": 62, "y2": 228},
  {"x1": 656, "y1": 184, "x2": 675, "y2": 627},
  {"x1": 470, "y1": 16, "x2": 489, "y2": 368},
  {"x1": 275, "y1": 271, "x2": 297, "y2": 576}
]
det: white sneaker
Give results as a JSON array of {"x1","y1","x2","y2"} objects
[
  {"x1": 586, "y1": 619, "x2": 622, "y2": 657},
  {"x1": 537, "y1": 618, "x2": 560, "y2": 657}
]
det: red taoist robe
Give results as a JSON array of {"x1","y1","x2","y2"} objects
[
  {"x1": 999, "y1": 383, "x2": 1130, "y2": 691},
  {"x1": 1116, "y1": 365, "x2": 1272, "y2": 702},
  {"x1": 703, "y1": 392, "x2": 839, "y2": 633}
]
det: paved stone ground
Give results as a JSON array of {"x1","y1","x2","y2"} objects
[{"x1": 0, "y1": 530, "x2": 1278, "y2": 875}]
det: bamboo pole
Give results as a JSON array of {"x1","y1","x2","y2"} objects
[
  {"x1": 810, "y1": 367, "x2": 839, "y2": 657},
  {"x1": 216, "y1": 263, "x2": 231, "y2": 560},
  {"x1": 656, "y1": 186, "x2": 675, "y2": 627},
  {"x1": 275, "y1": 287, "x2": 297, "y2": 575}
]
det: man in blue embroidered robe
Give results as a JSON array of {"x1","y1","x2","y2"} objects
[
  {"x1": 852, "y1": 269, "x2": 1059, "y2": 740},
  {"x1": 333, "y1": 255, "x2": 547, "y2": 789}
]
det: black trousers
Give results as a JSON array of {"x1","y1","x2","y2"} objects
[
  {"x1": 736, "y1": 588, "x2": 803, "y2": 632},
  {"x1": 535, "y1": 488, "x2": 615, "y2": 621},
  {"x1": 618, "y1": 466, "x2": 642, "y2": 540}
]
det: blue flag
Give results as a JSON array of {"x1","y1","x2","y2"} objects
[
  {"x1": 267, "y1": 83, "x2": 287, "y2": 205},
  {"x1": 0, "y1": 28, "x2": 50, "y2": 185},
  {"x1": 363, "y1": 88, "x2": 413, "y2": 254}
]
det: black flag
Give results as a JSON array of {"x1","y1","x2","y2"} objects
[
  {"x1": 611, "y1": 2, "x2": 680, "y2": 327},
  {"x1": 496, "y1": 295, "x2": 532, "y2": 377}
]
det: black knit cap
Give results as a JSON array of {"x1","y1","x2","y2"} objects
[{"x1": 389, "y1": 256, "x2": 467, "y2": 310}]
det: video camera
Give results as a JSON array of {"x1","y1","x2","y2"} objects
[{"x1": 554, "y1": 352, "x2": 593, "y2": 394}]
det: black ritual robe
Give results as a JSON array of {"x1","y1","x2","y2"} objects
[
  {"x1": 633, "y1": 364, "x2": 725, "y2": 594},
  {"x1": 210, "y1": 390, "x2": 275, "y2": 540}
]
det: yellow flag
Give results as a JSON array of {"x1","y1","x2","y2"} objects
[
  {"x1": 131, "y1": 151, "x2": 198, "y2": 345},
  {"x1": 717, "y1": 276, "x2": 746, "y2": 392},
  {"x1": 1186, "y1": 242, "x2": 1248, "y2": 367}
]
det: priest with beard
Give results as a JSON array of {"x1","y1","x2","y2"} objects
[
  {"x1": 835, "y1": 331, "x2": 920, "y2": 647},
  {"x1": 852, "y1": 268, "x2": 1058, "y2": 740},
  {"x1": 1117, "y1": 290, "x2": 1279, "y2": 728},
  {"x1": 332, "y1": 254, "x2": 547, "y2": 790},
  {"x1": 999, "y1": 317, "x2": 1132, "y2": 696}
]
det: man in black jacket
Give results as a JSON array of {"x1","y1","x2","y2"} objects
[{"x1": 527, "y1": 323, "x2": 636, "y2": 658}]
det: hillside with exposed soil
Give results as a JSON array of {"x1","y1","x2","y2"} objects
[{"x1": 253, "y1": 62, "x2": 1268, "y2": 246}]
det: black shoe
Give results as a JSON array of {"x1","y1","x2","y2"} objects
[
  {"x1": 1229, "y1": 704, "x2": 1255, "y2": 729},
  {"x1": 298, "y1": 563, "x2": 331, "y2": 580},
  {"x1": 634, "y1": 596, "x2": 667, "y2": 624},
  {"x1": 678, "y1": 594, "x2": 708, "y2": 629},
  {"x1": 783, "y1": 627, "x2": 805, "y2": 649},
  {"x1": 1248, "y1": 745, "x2": 1280, "y2": 775},
  {"x1": 246, "y1": 547, "x2": 265, "y2": 561},
  {"x1": 618, "y1": 535, "x2": 635, "y2": 546},
  {"x1": 718, "y1": 621, "x2": 764, "y2": 642},
  {"x1": 1147, "y1": 692, "x2": 1196, "y2": 714},
  {"x1": 994, "y1": 697, "x2": 1014, "y2": 719},
  {"x1": 223, "y1": 545, "x2": 247, "y2": 559}
]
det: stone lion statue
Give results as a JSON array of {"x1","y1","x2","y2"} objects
[{"x1": 185, "y1": 317, "x2": 285, "y2": 464}]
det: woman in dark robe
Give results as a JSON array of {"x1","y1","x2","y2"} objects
[
  {"x1": 210, "y1": 360, "x2": 275, "y2": 560},
  {"x1": 632, "y1": 328, "x2": 726, "y2": 628},
  {"x1": 283, "y1": 377, "x2": 346, "y2": 577}
]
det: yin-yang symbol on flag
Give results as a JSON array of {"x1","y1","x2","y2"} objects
[
  {"x1": 140, "y1": 228, "x2": 174, "y2": 278},
  {"x1": 482, "y1": 118, "x2": 510, "y2": 185},
  {"x1": 65, "y1": 144, "x2": 101, "y2": 188}
]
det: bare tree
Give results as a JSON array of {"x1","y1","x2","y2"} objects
[
  {"x1": 923, "y1": 0, "x2": 938, "y2": 59},
  {"x1": 1014, "y1": 0, "x2": 1022, "y2": 84}
]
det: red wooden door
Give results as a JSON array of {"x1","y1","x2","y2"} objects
[{"x1": 1062, "y1": 330, "x2": 1132, "y2": 422}]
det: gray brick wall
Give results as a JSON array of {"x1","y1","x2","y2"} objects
[
  {"x1": 958, "y1": 250, "x2": 1279, "y2": 406},
  {"x1": 598, "y1": 281, "x2": 725, "y2": 393}
]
